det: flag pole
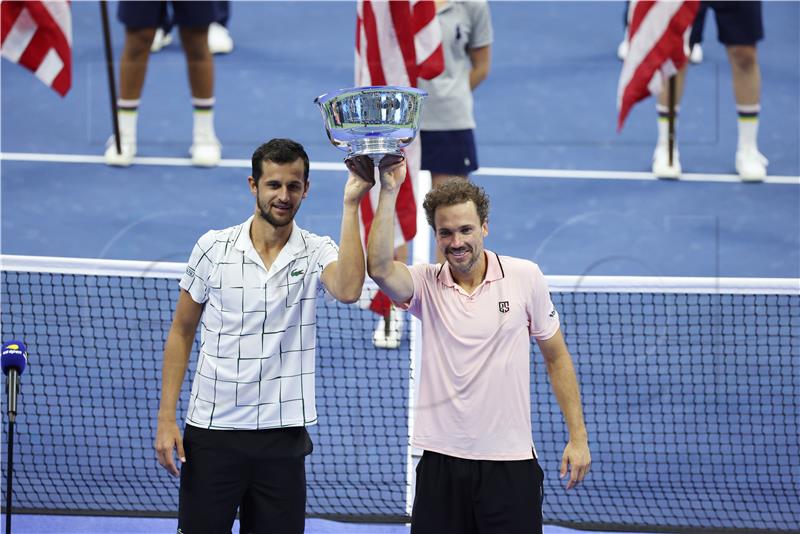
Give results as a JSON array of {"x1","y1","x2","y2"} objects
[
  {"x1": 667, "y1": 75, "x2": 676, "y2": 167},
  {"x1": 100, "y1": 0, "x2": 121, "y2": 155}
]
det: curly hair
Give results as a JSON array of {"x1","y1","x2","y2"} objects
[{"x1": 422, "y1": 180, "x2": 490, "y2": 229}]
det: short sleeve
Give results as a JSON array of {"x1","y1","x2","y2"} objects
[
  {"x1": 468, "y1": 1, "x2": 493, "y2": 49},
  {"x1": 315, "y1": 236, "x2": 340, "y2": 296},
  {"x1": 316, "y1": 236, "x2": 339, "y2": 272},
  {"x1": 179, "y1": 231, "x2": 216, "y2": 304},
  {"x1": 527, "y1": 264, "x2": 560, "y2": 340},
  {"x1": 395, "y1": 263, "x2": 428, "y2": 318}
]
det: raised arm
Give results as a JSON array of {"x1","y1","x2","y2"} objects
[
  {"x1": 321, "y1": 166, "x2": 373, "y2": 304},
  {"x1": 365, "y1": 155, "x2": 414, "y2": 304},
  {"x1": 536, "y1": 328, "x2": 591, "y2": 490},
  {"x1": 155, "y1": 289, "x2": 203, "y2": 476}
]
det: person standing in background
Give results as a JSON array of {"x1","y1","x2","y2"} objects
[
  {"x1": 418, "y1": 0, "x2": 492, "y2": 263},
  {"x1": 651, "y1": 1, "x2": 768, "y2": 181},
  {"x1": 105, "y1": 1, "x2": 222, "y2": 168}
]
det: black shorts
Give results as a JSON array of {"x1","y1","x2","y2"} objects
[
  {"x1": 706, "y1": 1, "x2": 764, "y2": 46},
  {"x1": 411, "y1": 450, "x2": 545, "y2": 534},
  {"x1": 421, "y1": 129, "x2": 479, "y2": 177},
  {"x1": 178, "y1": 425, "x2": 312, "y2": 534},
  {"x1": 117, "y1": 1, "x2": 221, "y2": 29}
]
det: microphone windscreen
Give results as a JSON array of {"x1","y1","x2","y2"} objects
[{"x1": 1, "y1": 341, "x2": 27, "y2": 376}]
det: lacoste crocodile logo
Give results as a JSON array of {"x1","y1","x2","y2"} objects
[{"x1": 291, "y1": 269, "x2": 304, "y2": 277}]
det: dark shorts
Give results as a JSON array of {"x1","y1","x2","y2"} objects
[
  {"x1": 705, "y1": 1, "x2": 763, "y2": 46},
  {"x1": 178, "y1": 425, "x2": 312, "y2": 534},
  {"x1": 117, "y1": 1, "x2": 221, "y2": 29},
  {"x1": 420, "y1": 129, "x2": 479, "y2": 176},
  {"x1": 411, "y1": 451, "x2": 545, "y2": 534}
]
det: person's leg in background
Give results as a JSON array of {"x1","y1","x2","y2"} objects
[
  {"x1": 728, "y1": 44, "x2": 766, "y2": 181},
  {"x1": 177, "y1": 25, "x2": 221, "y2": 166},
  {"x1": 652, "y1": 67, "x2": 688, "y2": 179},
  {"x1": 105, "y1": 2, "x2": 162, "y2": 166},
  {"x1": 716, "y1": 0, "x2": 767, "y2": 181},
  {"x1": 172, "y1": 1, "x2": 222, "y2": 166}
]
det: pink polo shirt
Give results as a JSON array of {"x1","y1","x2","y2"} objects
[{"x1": 400, "y1": 251, "x2": 560, "y2": 461}]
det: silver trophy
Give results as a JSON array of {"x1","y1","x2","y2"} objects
[{"x1": 314, "y1": 86, "x2": 427, "y2": 166}]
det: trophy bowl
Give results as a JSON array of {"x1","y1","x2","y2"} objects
[{"x1": 314, "y1": 86, "x2": 427, "y2": 163}]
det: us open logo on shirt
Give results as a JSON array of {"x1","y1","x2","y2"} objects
[
  {"x1": 185, "y1": 266, "x2": 195, "y2": 278},
  {"x1": 499, "y1": 301, "x2": 510, "y2": 313}
]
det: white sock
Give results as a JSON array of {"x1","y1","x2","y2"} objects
[
  {"x1": 656, "y1": 103, "x2": 679, "y2": 146},
  {"x1": 736, "y1": 104, "x2": 760, "y2": 151},
  {"x1": 192, "y1": 97, "x2": 217, "y2": 142},
  {"x1": 117, "y1": 98, "x2": 139, "y2": 142}
]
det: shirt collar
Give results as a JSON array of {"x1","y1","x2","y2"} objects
[
  {"x1": 436, "y1": 250, "x2": 504, "y2": 288},
  {"x1": 437, "y1": 1, "x2": 454, "y2": 14},
  {"x1": 234, "y1": 215, "x2": 306, "y2": 273}
]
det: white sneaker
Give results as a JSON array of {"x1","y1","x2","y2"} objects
[
  {"x1": 104, "y1": 135, "x2": 136, "y2": 167},
  {"x1": 689, "y1": 43, "x2": 703, "y2": 64},
  {"x1": 190, "y1": 135, "x2": 222, "y2": 167},
  {"x1": 372, "y1": 308, "x2": 403, "y2": 349},
  {"x1": 735, "y1": 147, "x2": 768, "y2": 182},
  {"x1": 617, "y1": 38, "x2": 629, "y2": 61},
  {"x1": 208, "y1": 22, "x2": 233, "y2": 55},
  {"x1": 150, "y1": 28, "x2": 173, "y2": 53},
  {"x1": 652, "y1": 143, "x2": 681, "y2": 179}
]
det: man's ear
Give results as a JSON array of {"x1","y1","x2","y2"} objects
[
  {"x1": 303, "y1": 179, "x2": 310, "y2": 199},
  {"x1": 248, "y1": 176, "x2": 258, "y2": 196}
]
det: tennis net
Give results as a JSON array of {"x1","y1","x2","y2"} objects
[{"x1": 1, "y1": 255, "x2": 798, "y2": 533}]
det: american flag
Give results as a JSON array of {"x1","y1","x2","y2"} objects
[
  {"x1": 356, "y1": 0, "x2": 443, "y2": 315},
  {"x1": 1, "y1": 0, "x2": 72, "y2": 96},
  {"x1": 617, "y1": 0, "x2": 698, "y2": 130}
]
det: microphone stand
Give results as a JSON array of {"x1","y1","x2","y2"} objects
[{"x1": 5, "y1": 374, "x2": 17, "y2": 534}]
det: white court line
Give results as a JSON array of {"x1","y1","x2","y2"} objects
[{"x1": 1, "y1": 151, "x2": 798, "y2": 185}]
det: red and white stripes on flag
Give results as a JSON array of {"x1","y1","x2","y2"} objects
[
  {"x1": 617, "y1": 0, "x2": 698, "y2": 130},
  {"x1": 356, "y1": 0, "x2": 444, "y2": 88},
  {"x1": 355, "y1": 0, "x2": 443, "y2": 316},
  {"x1": 1, "y1": 0, "x2": 72, "y2": 96}
]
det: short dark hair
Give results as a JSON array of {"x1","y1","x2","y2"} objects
[
  {"x1": 251, "y1": 138, "x2": 310, "y2": 182},
  {"x1": 422, "y1": 180, "x2": 490, "y2": 229}
]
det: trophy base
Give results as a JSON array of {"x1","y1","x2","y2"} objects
[{"x1": 349, "y1": 137, "x2": 404, "y2": 165}]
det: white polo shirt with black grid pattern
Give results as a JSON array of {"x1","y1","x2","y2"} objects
[{"x1": 179, "y1": 215, "x2": 338, "y2": 430}]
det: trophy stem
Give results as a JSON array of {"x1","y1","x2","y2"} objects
[{"x1": 349, "y1": 137, "x2": 404, "y2": 161}]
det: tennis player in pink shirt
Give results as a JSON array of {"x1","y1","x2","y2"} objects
[{"x1": 361, "y1": 155, "x2": 591, "y2": 533}]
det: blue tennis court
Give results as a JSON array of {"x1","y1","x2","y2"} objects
[{"x1": 1, "y1": 2, "x2": 798, "y2": 533}]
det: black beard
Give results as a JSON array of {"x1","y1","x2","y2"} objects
[{"x1": 258, "y1": 204, "x2": 293, "y2": 228}]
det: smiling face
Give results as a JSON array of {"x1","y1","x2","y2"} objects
[
  {"x1": 249, "y1": 158, "x2": 309, "y2": 228},
  {"x1": 434, "y1": 200, "x2": 488, "y2": 275}
]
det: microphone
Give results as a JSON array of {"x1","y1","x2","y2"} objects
[{"x1": 1, "y1": 341, "x2": 27, "y2": 422}]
